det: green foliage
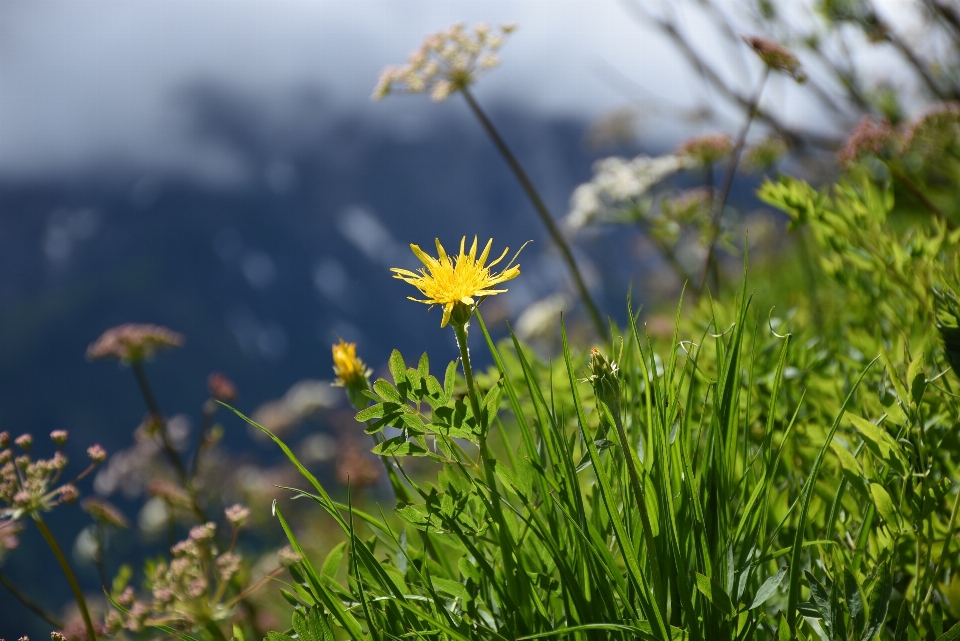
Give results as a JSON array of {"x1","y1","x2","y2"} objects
[{"x1": 244, "y1": 143, "x2": 960, "y2": 640}]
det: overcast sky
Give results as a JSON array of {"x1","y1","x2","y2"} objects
[{"x1": 0, "y1": 0, "x2": 871, "y2": 179}]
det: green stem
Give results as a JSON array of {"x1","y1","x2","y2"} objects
[
  {"x1": 35, "y1": 516, "x2": 97, "y2": 640},
  {"x1": 452, "y1": 319, "x2": 523, "y2": 631},
  {"x1": 0, "y1": 568, "x2": 64, "y2": 628},
  {"x1": 131, "y1": 361, "x2": 207, "y2": 523},
  {"x1": 461, "y1": 88, "x2": 608, "y2": 341},
  {"x1": 697, "y1": 66, "x2": 770, "y2": 299},
  {"x1": 205, "y1": 620, "x2": 228, "y2": 641},
  {"x1": 189, "y1": 399, "x2": 217, "y2": 480},
  {"x1": 920, "y1": 481, "x2": 960, "y2": 610},
  {"x1": 888, "y1": 164, "x2": 953, "y2": 227}
]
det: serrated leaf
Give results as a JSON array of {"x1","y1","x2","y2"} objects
[
  {"x1": 373, "y1": 378, "x2": 403, "y2": 403},
  {"x1": 389, "y1": 349, "x2": 407, "y2": 386},
  {"x1": 355, "y1": 403, "x2": 386, "y2": 422},
  {"x1": 444, "y1": 360, "x2": 457, "y2": 400},
  {"x1": 750, "y1": 566, "x2": 787, "y2": 610},
  {"x1": 418, "y1": 352, "x2": 430, "y2": 378},
  {"x1": 848, "y1": 414, "x2": 908, "y2": 477},
  {"x1": 372, "y1": 436, "x2": 429, "y2": 457}
]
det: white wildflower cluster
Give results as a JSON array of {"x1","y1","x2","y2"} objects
[
  {"x1": 373, "y1": 23, "x2": 516, "y2": 102},
  {"x1": 565, "y1": 154, "x2": 696, "y2": 231}
]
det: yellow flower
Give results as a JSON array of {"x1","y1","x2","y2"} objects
[
  {"x1": 391, "y1": 236, "x2": 520, "y2": 327},
  {"x1": 332, "y1": 340, "x2": 371, "y2": 387}
]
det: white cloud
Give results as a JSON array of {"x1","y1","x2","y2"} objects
[{"x1": 0, "y1": 0, "x2": 692, "y2": 176}]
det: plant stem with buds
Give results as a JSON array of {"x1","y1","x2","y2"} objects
[
  {"x1": 461, "y1": 88, "x2": 608, "y2": 341},
  {"x1": 35, "y1": 516, "x2": 97, "y2": 640}
]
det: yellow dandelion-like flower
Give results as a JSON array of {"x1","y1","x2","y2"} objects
[
  {"x1": 391, "y1": 236, "x2": 520, "y2": 327},
  {"x1": 332, "y1": 340, "x2": 371, "y2": 387}
]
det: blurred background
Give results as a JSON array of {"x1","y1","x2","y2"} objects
[{"x1": 0, "y1": 0, "x2": 942, "y2": 635}]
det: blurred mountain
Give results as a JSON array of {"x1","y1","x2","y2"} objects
[{"x1": 0, "y1": 83, "x2": 653, "y2": 635}]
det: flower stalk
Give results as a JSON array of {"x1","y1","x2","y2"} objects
[
  {"x1": 461, "y1": 88, "x2": 608, "y2": 340},
  {"x1": 35, "y1": 515, "x2": 97, "y2": 640}
]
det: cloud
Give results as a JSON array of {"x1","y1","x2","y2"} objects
[{"x1": 0, "y1": 0, "x2": 689, "y2": 177}]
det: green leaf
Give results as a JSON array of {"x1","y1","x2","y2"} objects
[
  {"x1": 696, "y1": 572, "x2": 735, "y2": 617},
  {"x1": 495, "y1": 460, "x2": 531, "y2": 497},
  {"x1": 418, "y1": 352, "x2": 430, "y2": 378},
  {"x1": 906, "y1": 353, "x2": 924, "y2": 406},
  {"x1": 832, "y1": 441, "x2": 863, "y2": 475},
  {"x1": 355, "y1": 402, "x2": 387, "y2": 422},
  {"x1": 432, "y1": 577, "x2": 471, "y2": 602},
  {"x1": 749, "y1": 566, "x2": 787, "y2": 610},
  {"x1": 372, "y1": 436, "x2": 429, "y2": 457},
  {"x1": 777, "y1": 613, "x2": 791, "y2": 641},
  {"x1": 937, "y1": 621, "x2": 960, "y2": 641},
  {"x1": 444, "y1": 360, "x2": 457, "y2": 400},
  {"x1": 847, "y1": 413, "x2": 909, "y2": 477},
  {"x1": 321, "y1": 541, "x2": 346, "y2": 580},
  {"x1": 870, "y1": 483, "x2": 901, "y2": 531},
  {"x1": 373, "y1": 378, "x2": 402, "y2": 403},
  {"x1": 459, "y1": 556, "x2": 481, "y2": 583},
  {"x1": 845, "y1": 567, "x2": 865, "y2": 640},
  {"x1": 232, "y1": 624, "x2": 245, "y2": 641},
  {"x1": 389, "y1": 349, "x2": 407, "y2": 386},
  {"x1": 861, "y1": 559, "x2": 892, "y2": 641}
]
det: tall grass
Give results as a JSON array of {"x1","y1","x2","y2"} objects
[{"x1": 234, "y1": 259, "x2": 931, "y2": 640}]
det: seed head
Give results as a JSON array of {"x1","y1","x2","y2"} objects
[
  {"x1": 49, "y1": 430, "x2": 68, "y2": 446},
  {"x1": 87, "y1": 323, "x2": 184, "y2": 363},
  {"x1": 82, "y1": 497, "x2": 130, "y2": 528},
  {"x1": 225, "y1": 503, "x2": 251, "y2": 528},
  {"x1": 57, "y1": 484, "x2": 79, "y2": 504},
  {"x1": 373, "y1": 23, "x2": 516, "y2": 102},
  {"x1": 586, "y1": 348, "x2": 622, "y2": 412},
  {"x1": 742, "y1": 35, "x2": 806, "y2": 82},
  {"x1": 14, "y1": 434, "x2": 32, "y2": 451},
  {"x1": 147, "y1": 479, "x2": 193, "y2": 509},
  {"x1": 87, "y1": 444, "x2": 107, "y2": 463},
  {"x1": 837, "y1": 116, "x2": 895, "y2": 167},
  {"x1": 207, "y1": 372, "x2": 238, "y2": 403},
  {"x1": 278, "y1": 545, "x2": 303, "y2": 567},
  {"x1": 677, "y1": 133, "x2": 734, "y2": 166},
  {"x1": 189, "y1": 522, "x2": 217, "y2": 542}
]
